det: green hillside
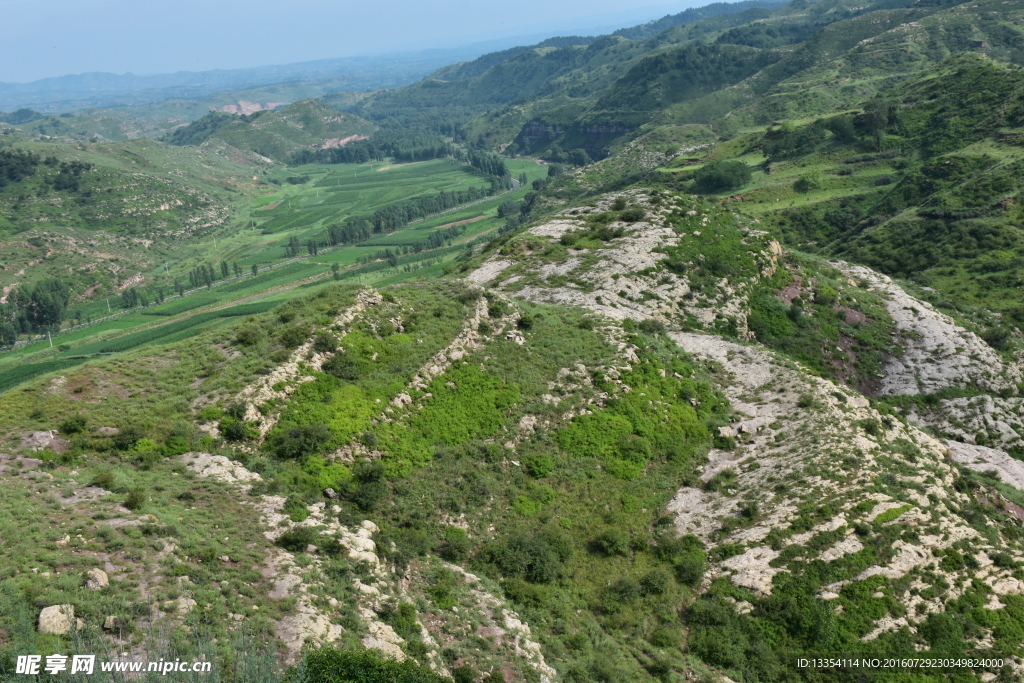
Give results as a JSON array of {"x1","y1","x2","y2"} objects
[{"x1": 9, "y1": 1, "x2": 1024, "y2": 680}]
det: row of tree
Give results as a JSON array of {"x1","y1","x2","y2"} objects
[
  {"x1": 369, "y1": 183, "x2": 501, "y2": 234},
  {"x1": 290, "y1": 130, "x2": 458, "y2": 165},
  {"x1": 120, "y1": 286, "x2": 167, "y2": 309}
]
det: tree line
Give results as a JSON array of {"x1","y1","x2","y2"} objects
[
  {"x1": 290, "y1": 130, "x2": 457, "y2": 165},
  {"x1": 369, "y1": 182, "x2": 506, "y2": 234}
]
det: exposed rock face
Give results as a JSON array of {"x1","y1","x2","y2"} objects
[
  {"x1": 907, "y1": 394, "x2": 1024, "y2": 452},
  {"x1": 183, "y1": 452, "x2": 553, "y2": 679},
  {"x1": 946, "y1": 441, "x2": 1024, "y2": 491},
  {"x1": 20, "y1": 430, "x2": 66, "y2": 452},
  {"x1": 663, "y1": 326, "x2": 1024, "y2": 645},
  {"x1": 469, "y1": 191, "x2": 777, "y2": 338},
  {"x1": 86, "y1": 568, "x2": 109, "y2": 590},
  {"x1": 181, "y1": 452, "x2": 262, "y2": 485},
  {"x1": 38, "y1": 605, "x2": 81, "y2": 635},
  {"x1": 834, "y1": 262, "x2": 1022, "y2": 395}
]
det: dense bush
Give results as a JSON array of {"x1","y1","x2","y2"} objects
[
  {"x1": 350, "y1": 460, "x2": 387, "y2": 511},
  {"x1": 271, "y1": 424, "x2": 333, "y2": 459},
  {"x1": 123, "y1": 487, "x2": 147, "y2": 511},
  {"x1": 58, "y1": 415, "x2": 87, "y2": 434},
  {"x1": 439, "y1": 526, "x2": 471, "y2": 563},
  {"x1": 694, "y1": 160, "x2": 752, "y2": 193},
  {"x1": 276, "y1": 526, "x2": 318, "y2": 552},
  {"x1": 484, "y1": 529, "x2": 572, "y2": 584},
  {"x1": 299, "y1": 647, "x2": 450, "y2": 683}
]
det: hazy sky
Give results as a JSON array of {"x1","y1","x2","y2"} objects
[{"x1": 0, "y1": 0, "x2": 695, "y2": 82}]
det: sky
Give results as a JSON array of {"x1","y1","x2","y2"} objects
[{"x1": 0, "y1": 0, "x2": 695, "y2": 82}]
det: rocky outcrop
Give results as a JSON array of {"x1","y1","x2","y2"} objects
[
  {"x1": 86, "y1": 568, "x2": 109, "y2": 590},
  {"x1": 234, "y1": 288, "x2": 383, "y2": 437},
  {"x1": 834, "y1": 262, "x2": 1022, "y2": 394},
  {"x1": 181, "y1": 452, "x2": 262, "y2": 485},
  {"x1": 38, "y1": 605, "x2": 83, "y2": 635},
  {"x1": 470, "y1": 191, "x2": 777, "y2": 339}
]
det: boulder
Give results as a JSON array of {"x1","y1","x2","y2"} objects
[
  {"x1": 38, "y1": 605, "x2": 81, "y2": 635},
  {"x1": 323, "y1": 487, "x2": 338, "y2": 500},
  {"x1": 103, "y1": 616, "x2": 124, "y2": 630},
  {"x1": 85, "y1": 568, "x2": 109, "y2": 590}
]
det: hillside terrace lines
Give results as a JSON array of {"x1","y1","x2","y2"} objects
[
  {"x1": 237, "y1": 288, "x2": 382, "y2": 435},
  {"x1": 183, "y1": 450, "x2": 553, "y2": 679},
  {"x1": 368, "y1": 291, "x2": 520, "y2": 435}
]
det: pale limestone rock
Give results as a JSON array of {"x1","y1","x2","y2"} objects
[
  {"x1": 181, "y1": 452, "x2": 262, "y2": 484},
  {"x1": 466, "y1": 259, "x2": 514, "y2": 284},
  {"x1": 85, "y1": 568, "x2": 108, "y2": 590},
  {"x1": 720, "y1": 547, "x2": 781, "y2": 596},
  {"x1": 819, "y1": 536, "x2": 864, "y2": 562},
  {"x1": 38, "y1": 605, "x2": 81, "y2": 635},
  {"x1": 946, "y1": 441, "x2": 1024, "y2": 491},
  {"x1": 834, "y1": 262, "x2": 1021, "y2": 394}
]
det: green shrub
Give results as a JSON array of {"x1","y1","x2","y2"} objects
[
  {"x1": 694, "y1": 161, "x2": 752, "y2": 193},
  {"x1": 381, "y1": 602, "x2": 421, "y2": 642},
  {"x1": 815, "y1": 285, "x2": 838, "y2": 307},
  {"x1": 276, "y1": 526, "x2": 318, "y2": 552},
  {"x1": 59, "y1": 415, "x2": 87, "y2": 434},
  {"x1": 513, "y1": 495, "x2": 543, "y2": 516},
  {"x1": 525, "y1": 452, "x2": 555, "y2": 478},
  {"x1": 90, "y1": 472, "x2": 115, "y2": 490},
  {"x1": 312, "y1": 331, "x2": 339, "y2": 354},
  {"x1": 162, "y1": 436, "x2": 190, "y2": 456},
  {"x1": 439, "y1": 527, "x2": 470, "y2": 563},
  {"x1": 271, "y1": 424, "x2": 333, "y2": 459},
  {"x1": 195, "y1": 406, "x2": 224, "y2": 422},
  {"x1": 322, "y1": 351, "x2": 366, "y2": 381},
  {"x1": 300, "y1": 646, "x2": 450, "y2": 683},
  {"x1": 620, "y1": 207, "x2": 646, "y2": 223},
  {"x1": 218, "y1": 416, "x2": 249, "y2": 441},
  {"x1": 593, "y1": 529, "x2": 630, "y2": 556},
  {"x1": 284, "y1": 495, "x2": 311, "y2": 522},
  {"x1": 637, "y1": 319, "x2": 665, "y2": 335},
  {"x1": 793, "y1": 174, "x2": 821, "y2": 193},
  {"x1": 350, "y1": 460, "x2": 387, "y2": 511},
  {"x1": 280, "y1": 325, "x2": 311, "y2": 349},
  {"x1": 557, "y1": 413, "x2": 633, "y2": 458},
  {"x1": 487, "y1": 529, "x2": 571, "y2": 584},
  {"x1": 640, "y1": 568, "x2": 672, "y2": 595},
  {"x1": 235, "y1": 327, "x2": 264, "y2": 347},
  {"x1": 319, "y1": 537, "x2": 345, "y2": 557},
  {"x1": 112, "y1": 426, "x2": 143, "y2": 451},
  {"x1": 124, "y1": 487, "x2": 147, "y2": 511}
]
